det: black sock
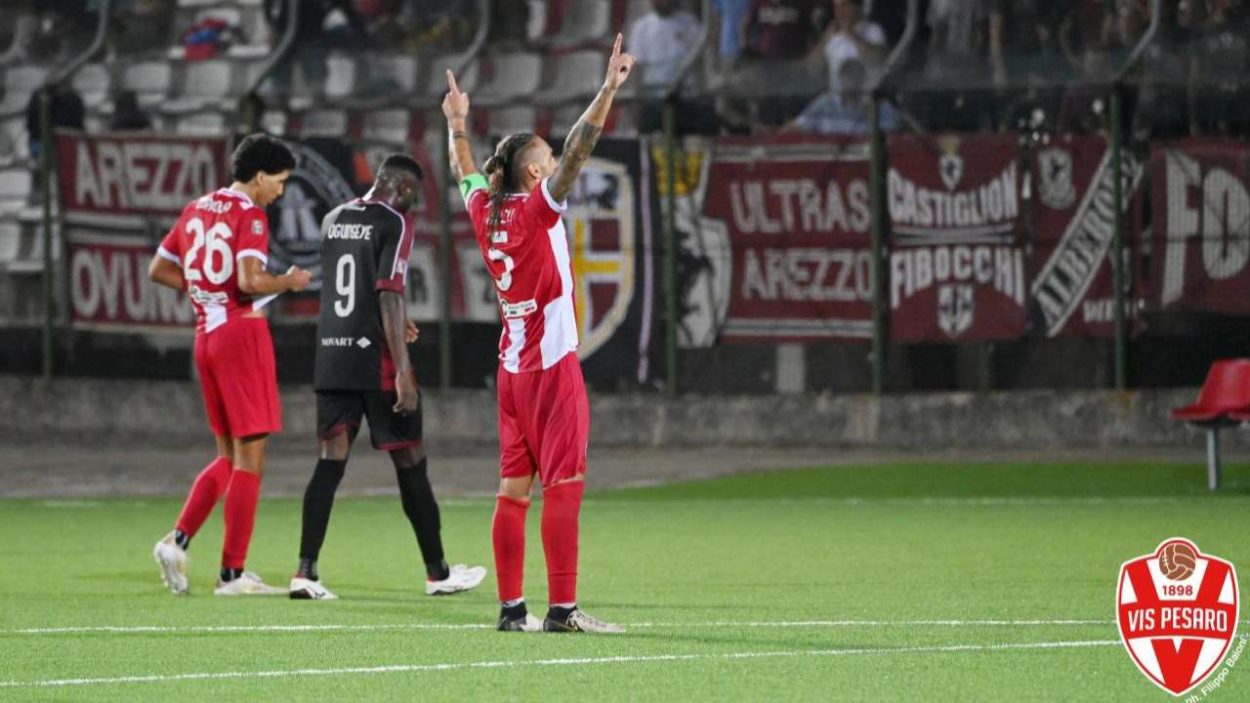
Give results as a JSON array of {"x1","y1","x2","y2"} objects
[
  {"x1": 220, "y1": 567, "x2": 243, "y2": 582},
  {"x1": 299, "y1": 459, "x2": 346, "y2": 563},
  {"x1": 174, "y1": 529, "x2": 191, "y2": 550},
  {"x1": 501, "y1": 601, "x2": 528, "y2": 619},
  {"x1": 297, "y1": 558, "x2": 318, "y2": 581},
  {"x1": 394, "y1": 458, "x2": 446, "y2": 572},
  {"x1": 547, "y1": 605, "x2": 575, "y2": 620},
  {"x1": 426, "y1": 559, "x2": 450, "y2": 582}
]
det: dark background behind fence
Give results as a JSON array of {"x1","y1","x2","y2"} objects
[{"x1": 0, "y1": 0, "x2": 1247, "y2": 394}]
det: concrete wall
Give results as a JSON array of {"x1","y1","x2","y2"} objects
[{"x1": 0, "y1": 375, "x2": 1230, "y2": 450}]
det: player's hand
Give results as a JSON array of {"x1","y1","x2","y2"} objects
[
  {"x1": 603, "y1": 33, "x2": 635, "y2": 92},
  {"x1": 404, "y1": 319, "x2": 420, "y2": 344},
  {"x1": 394, "y1": 369, "x2": 419, "y2": 416},
  {"x1": 442, "y1": 70, "x2": 470, "y2": 121},
  {"x1": 285, "y1": 266, "x2": 313, "y2": 292}
]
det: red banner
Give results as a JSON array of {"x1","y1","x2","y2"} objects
[
  {"x1": 887, "y1": 133, "x2": 1026, "y2": 342},
  {"x1": 697, "y1": 136, "x2": 873, "y2": 342},
  {"x1": 68, "y1": 234, "x2": 194, "y2": 329},
  {"x1": 54, "y1": 132, "x2": 228, "y2": 330},
  {"x1": 1151, "y1": 139, "x2": 1250, "y2": 315},
  {"x1": 56, "y1": 132, "x2": 230, "y2": 217},
  {"x1": 1030, "y1": 135, "x2": 1145, "y2": 337}
]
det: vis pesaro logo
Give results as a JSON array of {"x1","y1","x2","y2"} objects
[{"x1": 1117, "y1": 538, "x2": 1240, "y2": 697}]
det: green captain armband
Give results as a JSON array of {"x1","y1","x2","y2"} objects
[{"x1": 459, "y1": 174, "x2": 488, "y2": 201}]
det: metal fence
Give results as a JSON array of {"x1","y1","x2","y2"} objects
[{"x1": 2, "y1": 0, "x2": 1249, "y2": 395}]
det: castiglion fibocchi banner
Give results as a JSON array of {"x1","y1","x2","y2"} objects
[{"x1": 886, "y1": 133, "x2": 1027, "y2": 343}]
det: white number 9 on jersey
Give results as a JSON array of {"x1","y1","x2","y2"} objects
[{"x1": 334, "y1": 253, "x2": 356, "y2": 317}]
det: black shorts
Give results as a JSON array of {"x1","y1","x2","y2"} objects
[{"x1": 316, "y1": 390, "x2": 422, "y2": 451}]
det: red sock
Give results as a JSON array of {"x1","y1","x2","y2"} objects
[
  {"x1": 541, "y1": 481, "x2": 584, "y2": 606},
  {"x1": 174, "y1": 457, "x2": 232, "y2": 538},
  {"x1": 492, "y1": 495, "x2": 529, "y2": 602},
  {"x1": 221, "y1": 470, "x2": 261, "y2": 570}
]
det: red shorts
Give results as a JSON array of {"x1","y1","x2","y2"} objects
[
  {"x1": 194, "y1": 316, "x2": 281, "y2": 438},
  {"x1": 496, "y1": 352, "x2": 589, "y2": 487}
]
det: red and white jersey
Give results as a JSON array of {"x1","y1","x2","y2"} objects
[
  {"x1": 157, "y1": 187, "x2": 270, "y2": 334},
  {"x1": 466, "y1": 178, "x2": 577, "y2": 373}
]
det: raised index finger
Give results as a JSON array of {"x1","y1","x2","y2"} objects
[
  {"x1": 446, "y1": 69, "x2": 460, "y2": 94},
  {"x1": 612, "y1": 32, "x2": 622, "y2": 57}
]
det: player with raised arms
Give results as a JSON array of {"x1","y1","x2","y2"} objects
[
  {"x1": 289, "y1": 154, "x2": 487, "y2": 600},
  {"x1": 149, "y1": 134, "x2": 312, "y2": 596},
  {"x1": 442, "y1": 34, "x2": 635, "y2": 633}
]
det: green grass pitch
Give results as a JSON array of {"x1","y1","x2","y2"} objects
[{"x1": 2, "y1": 461, "x2": 1250, "y2": 701}]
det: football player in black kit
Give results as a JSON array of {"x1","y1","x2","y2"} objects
[{"x1": 289, "y1": 154, "x2": 486, "y2": 600}]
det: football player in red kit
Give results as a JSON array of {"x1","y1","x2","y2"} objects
[
  {"x1": 148, "y1": 134, "x2": 312, "y2": 596},
  {"x1": 443, "y1": 34, "x2": 635, "y2": 633}
]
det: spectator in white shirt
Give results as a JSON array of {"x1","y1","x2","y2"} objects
[
  {"x1": 628, "y1": 0, "x2": 716, "y2": 134},
  {"x1": 628, "y1": 0, "x2": 703, "y2": 96},
  {"x1": 813, "y1": 0, "x2": 886, "y2": 93}
]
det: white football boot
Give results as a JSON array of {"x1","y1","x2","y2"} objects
[
  {"x1": 213, "y1": 571, "x2": 287, "y2": 596},
  {"x1": 289, "y1": 576, "x2": 339, "y2": 600},
  {"x1": 425, "y1": 564, "x2": 488, "y2": 596},
  {"x1": 543, "y1": 608, "x2": 626, "y2": 634},
  {"x1": 153, "y1": 531, "x2": 189, "y2": 595}
]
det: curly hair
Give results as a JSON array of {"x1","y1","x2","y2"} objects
[{"x1": 231, "y1": 133, "x2": 296, "y2": 183}]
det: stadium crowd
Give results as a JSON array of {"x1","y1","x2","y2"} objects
[
  {"x1": 0, "y1": 0, "x2": 1248, "y2": 151},
  {"x1": 637, "y1": 0, "x2": 1250, "y2": 137}
]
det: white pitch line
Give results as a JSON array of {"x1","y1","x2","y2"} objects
[
  {"x1": 11, "y1": 623, "x2": 489, "y2": 635},
  {"x1": 6, "y1": 619, "x2": 1117, "y2": 636},
  {"x1": 578, "y1": 496, "x2": 1248, "y2": 507},
  {"x1": 336, "y1": 496, "x2": 1250, "y2": 508},
  {"x1": 635, "y1": 619, "x2": 1115, "y2": 628},
  {"x1": 0, "y1": 639, "x2": 1121, "y2": 689}
]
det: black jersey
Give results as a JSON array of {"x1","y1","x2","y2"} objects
[{"x1": 313, "y1": 197, "x2": 415, "y2": 391}]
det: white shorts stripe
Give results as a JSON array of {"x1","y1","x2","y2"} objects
[{"x1": 502, "y1": 318, "x2": 525, "y2": 373}]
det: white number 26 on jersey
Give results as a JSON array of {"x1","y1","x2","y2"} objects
[{"x1": 183, "y1": 217, "x2": 234, "y2": 285}]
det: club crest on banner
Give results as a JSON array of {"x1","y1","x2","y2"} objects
[
  {"x1": 938, "y1": 136, "x2": 964, "y2": 191},
  {"x1": 1038, "y1": 147, "x2": 1077, "y2": 210},
  {"x1": 565, "y1": 157, "x2": 635, "y2": 360},
  {"x1": 267, "y1": 142, "x2": 358, "y2": 290},
  {"x1": 937, "y1": 284, "x2": 974, "y2": 338},
  {"x1": 1117, "y1": 538, "x2": 1240, "y2": 696}
]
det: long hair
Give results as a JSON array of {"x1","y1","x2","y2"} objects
[{"x1": 482, "y1": 133, "x2": 537, "y2": 231}]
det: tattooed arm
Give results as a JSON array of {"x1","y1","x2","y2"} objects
[
  {"x1": 548, "y1": 33, "x2": 636, "y2": 203},
  {"x1": 442, "y1": 69, "x2": 478, "y2": 183}
]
